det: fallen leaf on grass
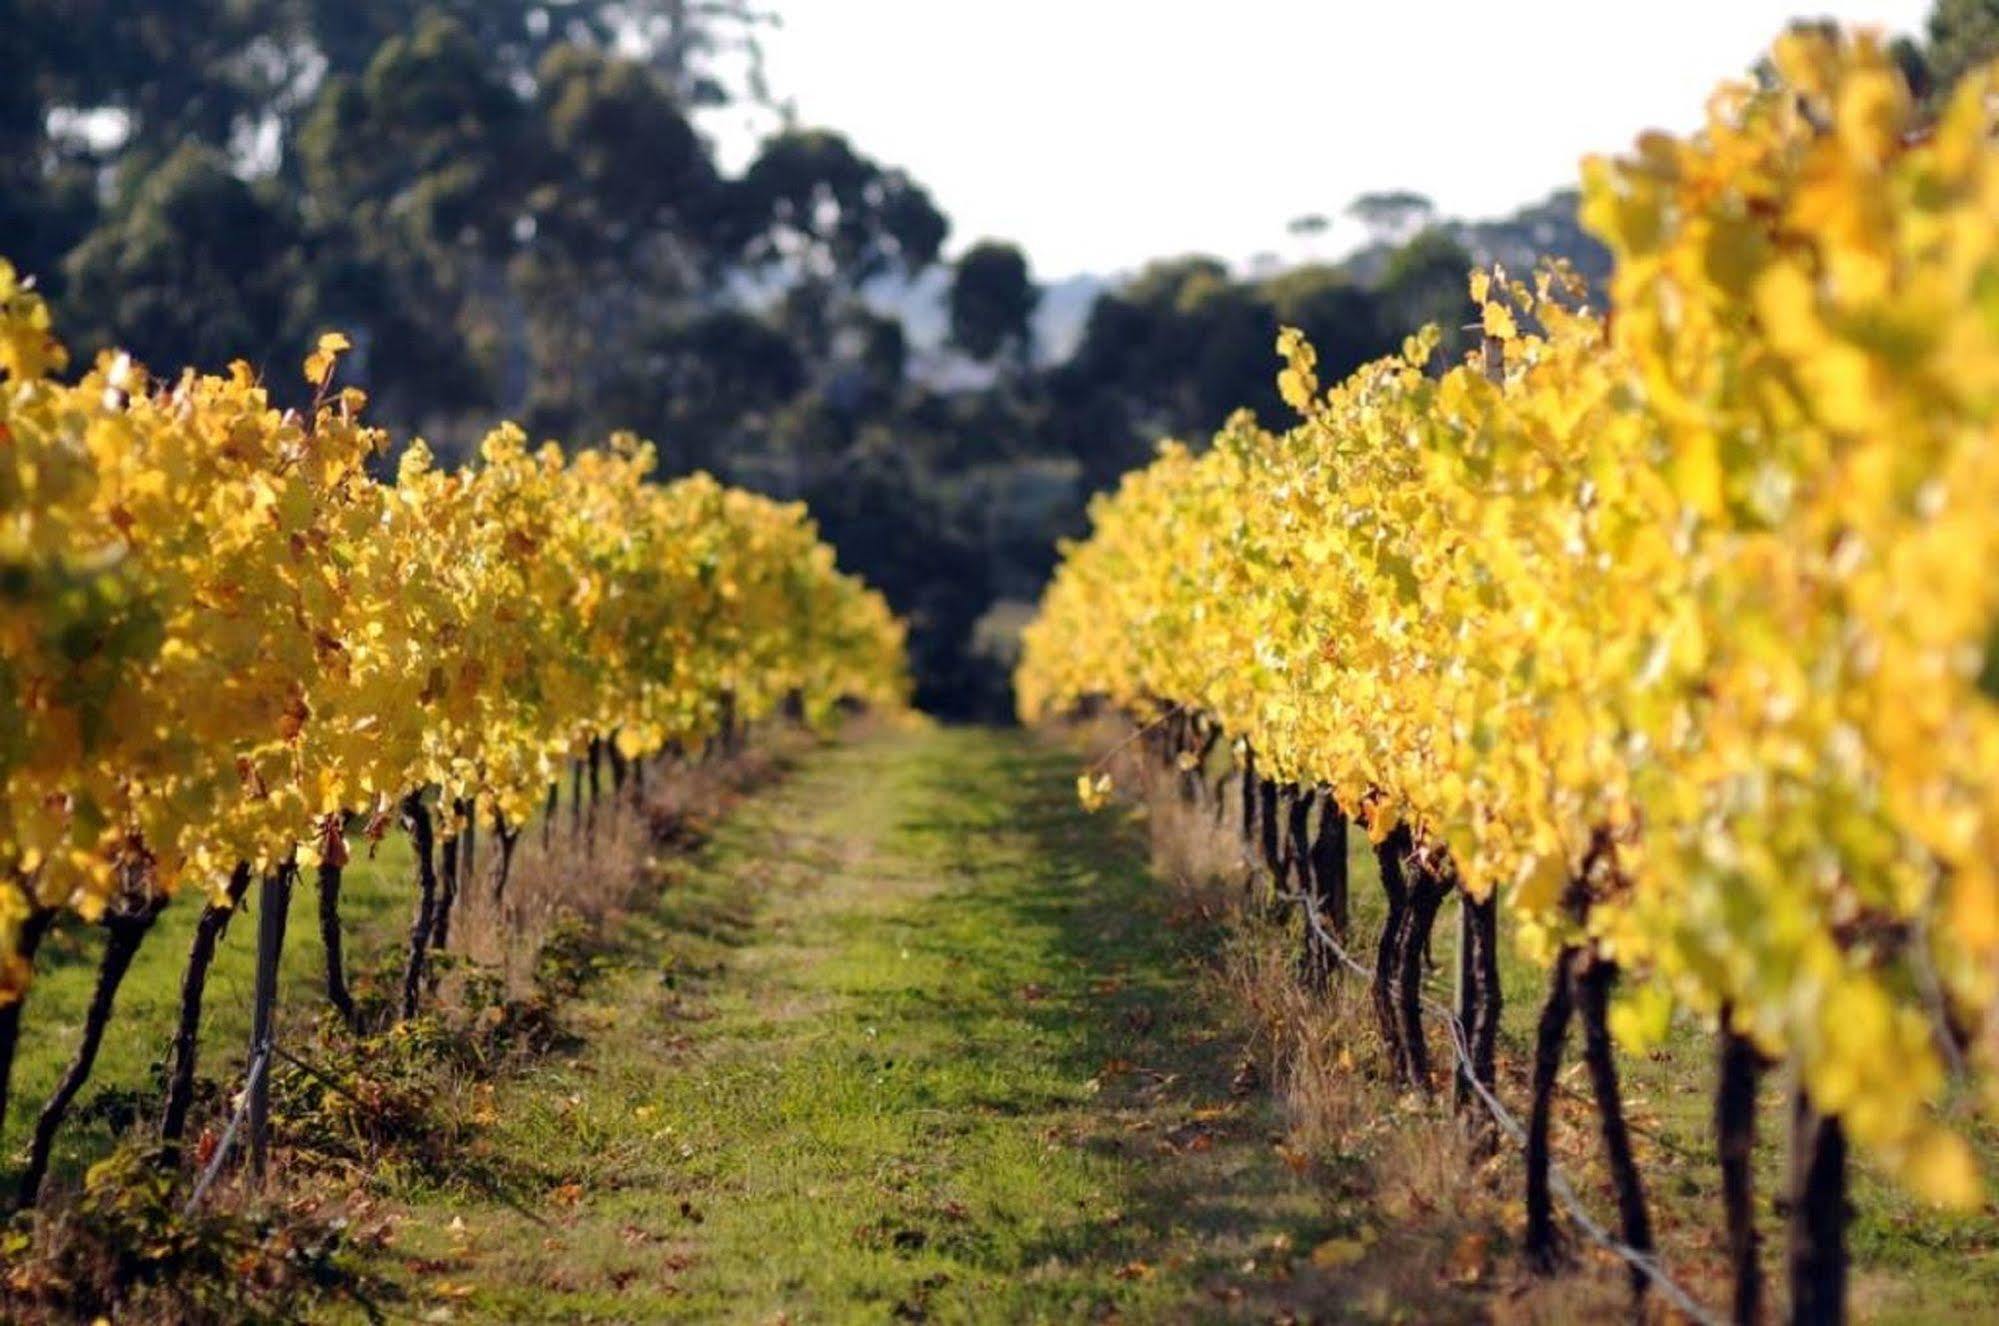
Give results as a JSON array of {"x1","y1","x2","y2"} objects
[
  {"x1": 548, "y1": 1183, "x2": 585, "y2": 1208},
  {"x1": 1309, "y1": 1237, "x2": 1369, "y2": 1269},
  {"x1": 1113, "y1": 1260, "x2": 1155, "y2": 1281},
  {"x1": 1447, "y1": 1231, "x2": 1491, "y2": 1285}
]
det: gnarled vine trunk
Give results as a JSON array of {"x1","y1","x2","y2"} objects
[
  {"x1": 1371, "y1": 825, "x2": 1414, "y2": 1078},
  {"x1": 1238, "y1": 745, "x2": 1258, "y2": 848},
  {"x1": 607, "y1": 739, "x2": 628, "y2": 798},
  {"x1": 1718, "y1": 1016, "x2": 1765, "y2": 1326},
  {"x1": 0, "y1": 901, "x2": 59, "y2": 1150},
  {"x1": 1283, "y1": 788, "x2": 1312, "y2": 899},
  {"x1": 436, "y1": 832, "x2": 459, "y2": 950},
  {"x1": 492, "y1": 811, "x2": 522, "y2": 906},
  {"x1": 1789, "y1": 1086, "x2": 1849, "y2": 1326},
  {"x1": 161, "y1": 863, "x2": 255, "y2": 1162},
  {"x1": 585, "y1": 737, "x2": 604, "y2": 852},
  {"x1": 1395, "y1": 859, "x2": 1453, "y2": 1092},
  {"x1": 19, "y1": 894, "x2": 165, "y2": 1207},
  {"x1": 1457, "y1": 892, "x2": 1502, "y2": 1134},
  {"x1": 1308, "y1": 795, "x2": 1348, "y2": 942},
  {"x1": 569, "y1": 759, "x2": 584, "y2": 842},
  {"x1": 399, "y1": 791, "x2": 440, "y2": 1022},
  {"x1": 317, "y1": 855, "x2": 357, "y2": 1030},
  {"x1": 1575, "y1": 958, "x2": 1654, "y2": 1298},
  {"x1": 1256, "y1": 778, "x2": 1281, "y2": 895},
  {"x1": 1525, "y1": 947, "x2": 1579, "y2": 1273}
]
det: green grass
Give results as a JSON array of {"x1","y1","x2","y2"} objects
[
  {"x1": 4, "y1": 832, "x2": 417, "y2": 1188},
  {"x1": 359, "y1": 727, "x2": 1341, "y2": 1323},
  {"x1": 15, "y1": 722, "x2": 1983, "y2": 1321}
]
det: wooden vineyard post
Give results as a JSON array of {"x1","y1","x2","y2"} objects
[{"x1": 247, "y1": 864, "x2": 294, "y2": 1185}]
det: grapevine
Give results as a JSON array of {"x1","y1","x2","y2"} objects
[
  {"x1": 1020, "y1": 28, "x2": 1999, "y2": 1321},
  {"x1": 0, "y1": 265, "x2": 906, "y2": 1198}
]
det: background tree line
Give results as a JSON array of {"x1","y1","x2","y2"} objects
[{"x1": 5, "y1": 0, "x2": 1991, "y2": 716}]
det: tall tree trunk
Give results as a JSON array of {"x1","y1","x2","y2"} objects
[
  {"x1": 399, "y1": 791, "x2": 439, "y2": 1022},
  {"x1": 1576, "y1": 958, "x2": 1655, "y2": 1298},
  {"x1": 1525, "y1": 948, "x2": 1579, "y2": 1273},
  {"x1": 1396, "y1": 861, "x2": 1453, "y2": 1092},
  {"x1": 632, "y1": 751, "x2": 647, "y2": 808},
  {"x1": 161, "y1": 864, "x2": 254, "y2": 1163},
  {"x1": 1372, "y1": 825, "x2": 1413, "y2": 1077},
  {"x1": 542, "y1": 780, "x2": 559, "y2": 853},
  {"x1": 18, "y1": 897, "x2": 164, "y2": 1207},
  {"x1": 0, "y1": 902, "x2": 59, "y2": 1150},
  {"x1": 1788, "y1": 1086, "x2": 1849, "y2": 1326},
  {"x1": 1718, "y1": 1016, "x2": 1765, "y2": 1326}
]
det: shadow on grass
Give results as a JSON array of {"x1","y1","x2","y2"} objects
[{"x1": 872, "y1": 731, "x2": 1340, "y2": 1303}]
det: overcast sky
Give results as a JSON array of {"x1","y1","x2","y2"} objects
[{"x1": 711, "y1": 1, "x2": 1933, "y2": 279}]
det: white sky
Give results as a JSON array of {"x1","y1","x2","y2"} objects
[{"x1": 713, "y1": 0, "x2": 1934, "y2": 279}]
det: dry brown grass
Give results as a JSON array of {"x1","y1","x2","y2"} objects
[{"x1": 446, "y1": 735, "x2": 805, "y2": 995}]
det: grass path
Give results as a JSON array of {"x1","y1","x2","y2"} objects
[{"x1": 369, "y1": 726, "x2": 1339, "y2": 1323}]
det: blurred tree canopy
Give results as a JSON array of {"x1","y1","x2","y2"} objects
[
  {"x1": 949, "y1": 241, "x2": 1038, "y2": 365},
  {"x1": 3, "y1": 0, "x2": 1803, "y2": 717}
]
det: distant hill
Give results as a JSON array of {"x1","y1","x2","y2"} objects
[
  {"x1": 866, "y1": 187, "x2": 1608, "y2": 391},
  {"x1": 863, "y1": 267, "x2": 1109, "y2": 382},
  {"x1": 1337, "y1": 188, "x2": 1612, "y2": 300}
]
